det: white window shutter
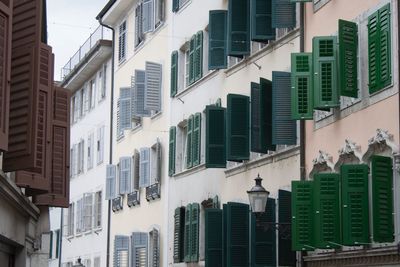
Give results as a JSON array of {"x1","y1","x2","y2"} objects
[
  {"x1": 63, "y1": 208, "x2": 69, "y2": 236},
  {"x1": 117, "y1": 98, "x2": 121, "y2": 137},
  {"x1": 119, "y1": 157, "x2": 132, "y2": 195},
  {"x1": 139, "y1": 148, "x2": 151, "y2": 188},
  {"x1": 83, "y1": 193, "x2": 93, "y2": 231},
  {"x1": 131, "y1": 232, "x2": 148, "y2": 267},
  {"x1": 135, "y1": 4, "x2": 144, "y2": 47},
  {"x1": 133, "y1": 150, "x2": 140, "y2": 190},
  {"x1": 76, "y1": 91, "x2": 82, "y2": 119},
  {"x1": 106, "y1": 165, "x2": 117, "y2": 200},
  {"x1": 144, "y1": 61, "x2": 162, "y2": 111},
  {"x1": 83, "y1": 86, "x2": 89, "y2": 113},
  {"x1": 76, "y1": 199, "x2": 82, "y2": 233},
  {"x1": 150, "y1": 228, "x2": 160, "y2": 267},
  {"x1": 133, "y1": 70, "x2": 151, "y2": 117},
  {"x1": 73, "y1": 144, "x2": 78, "y2": 176},
  {"x1": 120, "y1": 87, "x2": 132, "y2": 132},
  {"x1": 88, "y1": 133, "x2": 94, "y2": 169},
  {"x1": 114, "y1": 235, "x2": 130, "y2": 267},
  {"x1": 97, "y1": 126, "x2": 104, "y2": 164},
  {"x1": 142, "y1": 0, "x2": 154, "y2": 33},
  {"x1": 69, "y1": 203, "x2": 75, "y2": 236}
]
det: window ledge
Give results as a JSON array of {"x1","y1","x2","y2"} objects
[
  {"x1": 173, "y1": 163, "x2": 206, "y2": 179},
  {"x1": 151, "y1": 111, "x2": 162, "y2": 121},
  {"x1": 313, "y1": 0, "x2": 332, "y2": 13},
  {"x1": 175, "y1": 0, "x2": 192, "y2": 14},
  {"x1": 175, "y1": 70, "x2": 219, "y2": 99},
  {"x1": 66, "y1": 235, "x2": 74, "y2": 240},
  {"x1": 133, "y1": 22, "x2": 167, "y2": 56},
  {"x1": 75, "y1": 233, "x2": 83, "y2": 238},
  {"x1": 130, "y1": 124, "x2": 143, "y2": 134},
  {"x1": 93, "y1": 227, "x2": 102, "y2": 233},
  {"x1": 83, "y1": 230, "x2": 92, "y2": 235}
]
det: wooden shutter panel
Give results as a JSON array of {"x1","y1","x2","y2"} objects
[
  {"x1": 341, "y1": 164, "x2": 370, "y2": 245},
  {"x1": 278, "y1": 190, "x2": 296, "y2": 266},
  {"x1": 205, "y1": 208, "x2": 223, "y2": 267},
  {"x1": 192, "y1": 112, "x2": 201, "y2": 166},
  {"x1": 139, "y1": 147, "x2": 150, "y2": 188},
  {"x1": 272, "y1": 71, "x2": 296, "y2": 145},
  {"x1": 339, "y1": 20, "x2": 358, "y2": 98},
  {"x1": 291, "y1": 180, "x2": 314, "y2": 251},
  {"x1": 119, "y1": 157, "x2": 132, "y2": 195},
  {"x1": 184, "y1": 203, "x2": 192, "y2": 262},
  {"x1": 170, "y1": 51, "x2": 178, "y2": 97},
  {"x1": 133, "y1": 69, "x2": 151, "y2": 117},
  {"x1": 119, "y1": 87, "x2": 132, "y2": 131},
  {"x1": 169, "y1": 126, "x2": 176, "y2": 176},
  {"x1": 226, "y1": 94, "x2": 250, "y2": 161},
  {"x1": 114, "y1": 235, "x2": 129, "y2": 267},
  {"x1": 205, "y1": 105, "x2": 226, "y2": 168},
  {"x1": 142, "y1": 0, "x2": 154, "y2": 33},
  {"x1": 251, "y1": 0, "x2": 275, "y2": 42},
  {"x1": 208, "y1": 10, "x2": 227, "y2": 70},
  {"x1": 291, "y1": 53, "x2": 313, "y2": 120},
  {"x1": 174, "y1": 207, "x2": 185, "y2": 263},
  {"x1": 191, "y1": 203, "x2": 200, "y2": 262},
  {"x1": 271, "y1": 0, "x2": 295, "y2": 28},
  {"x1": 313, "y1": 36, "x2": 339, "y2": 108},
  {"x1": 227, "y1": 0, "x2": 250, "y2": 56},
  {"x1": 194, "y1": 31, "x2": 203, "y2": 81},
  {"x1": 314, "y1": 173, "x2": 341, "y2": 249},
  {"x1": 371, "y1": 155, "x2": 394, "y2": 243},
  {"x1": 105, "y1": 164, "x2": 116, "y2": 200},
  {"x1": 144, "y1": 61, "x2": 162, "y2": 111},
  {"x1": 186, "y1": 115, "x2": 193, "y2": 169}
]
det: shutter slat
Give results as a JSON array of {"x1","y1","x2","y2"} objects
[
  {"x1": 170, "y1": 51, "x2": 178, "y2": 97},
  {"x1": 205, "y1": 105, "x2": 226, "y2": 168},
  {"x1": 272, "y1": 0, "x2": 296, "y2": 28},
  {"x1": 209, "y1": 10, "x2": 227, "y2": 70},
  {"x1": 144, "y1": 61, "x2": 162, "y2": 111},
  {"x1": 251, "y1": 0, "x2": 275, "y2": 41},
  {"x1": 133, "y1": 70, "x2": 151, "y2": 117},
  {"x1": 205, "y1": 208, "x2": 223, "y2": 267},
  {"x1": 227, "y1": 94, "x2": 249, "y2": 161},
  {"x1": 278, "y1": 190, "x2": 296, "y2": 266},
  {"x1": 291, "y1": 53, "x2": 313, "y2": 119},
  {"x1": 192, "y1": 112, "x2": 201, "y2": 166},
  {"x1": 227, "y1": 0, "x2": 250, "y2": 56}
]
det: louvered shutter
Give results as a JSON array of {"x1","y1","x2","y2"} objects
[
  {"x1": 119, "y1": 157, "x2": 132, "y2": 195},
  {"x1": 227, "y1": 0, "x2": 250, "y2": 56},
  {"x1": 172, "y1": 0, "x2": 179, "y2": 12},
  {"x1": 205, "y1": 105, "x2": 226, "y2": 168},
  {"x1": 191, "y1": 203, "x2": 200, "y2": 262},
  {"x1": 271, "y1": 0, "x2": 295, "y2": 28},
  {"x1": 278, "y1": 190, "x2": 296, "y2": 266},
  {"x1": 291, "y1": 180, "x2": 314, "y2": 251},
  {"x1": 313, "y1": 36, "x2": 339, "y2": 108},
  {"x1": 139, "y1": 147, "x2": 150, "y2": 188},
  {"x1": 251, "y1": 0, "x2": 275, "y2": 41},
  {"x1": 83, "y1": 193, "x2": 93, "y2": 231},
  {"x1": 142, "y1": 0, "x2": 154, "y2": 33},
  {"x1": 209, "y1": 10, "x2": 227, "y2": 70},
  {"x1": 120, "y1": 87, "x2": 132, "y2": 131},
  {"x1": 170, "y1": 51, "x2": 178, "y2": 97},
  {"x1": 189, "y1": 35, "x2": 195, "y2": 85},
  {"x1": 131, "y1": 232, "x2": 148, "y2": 267},
  {"x1": 291, "y1": 53, "x2": 313, "y2": 120},
  {"x1": 184, "y1": 204, "x2": 192, "y2": 262},
  {"x1": 194, "y1": 31, "x2": 203, "y2": 81},
  {"x1": 114, "y1": 235, "x2": 129, "y2": 267},
  {"x1": 150, "y1": 228, "x2": 159, "y2": 267},
  {"x1": 314, "y1": 173, "x2": 341, "y2": 249},
  {"x1": 371, "y1": 155, "x2": 394, "y2": 243},
  {"x1": 205, "y1": 208, "x2": 222, "y2": 267},
  {"x1": 154, "y1": 140, "x2": 161, "y2": 183},
  {"x1": 118, "y1": 22, "x2": 126, "y2": 62},
  {"x1": 341, "y1": 164, "x2": 370, "y2": 245},
  {"x1": 97, "y1": 126, "x2": 104, "y2": 164},
  {"x1": 144, "y1": 61, "x2": 162, "y2": 111},
  {"x1": 186, "y1": 115, "x2": 193, "y2": 169},
  {"x1": 133, "y1": 149, "x2": 140, "y2": 190},
  {"x1": 105, "y1": 164, "x2": 117, "y2": 200},
  {"x1": 133, "y1": 70, "x2": 151, "y2": 117},
  {"x1": 83, "y1": 86, "x2": 89, "y2": 113},
  {"x1": 174, "y1": 207, "x2": 185, "y2": 263},
  {"x1": 135, "y1": 5, "x2": 144, "y2": 47},
  {"x1": 49, "y1": 231, "x2": 53, "y2": 258},
  {"x1": 339, "y1": 20, "x2": 358, "y2": 98},
  {"x1": 222, "y1": 204, "x2": 227, "y2": 267},
  {"x1": 169, "y1": 126, "x2": 176, "y2": 176},
  {"x1": 272, "y1": 71, "x2": 296, "y2": 145},
  {"x1": 116, "y1": 99, "x2": 121, "y2": 137},
  {"x1": 192, "y1": 113, "x2": 201, "y2": 166},
  {"x1": 227, "y1": 94, "x2": 250, "y2": 161}
]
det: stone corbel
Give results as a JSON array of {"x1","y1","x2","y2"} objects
[
  {"x1": 309, "y1": 150, "x2": 335, "y2": 179},
  {"x1": 334, "y1": 139, "x2": 362, "y2": 171},
  {"x1": 362, "y1": 129, "x2": 399, "y2": 163}
]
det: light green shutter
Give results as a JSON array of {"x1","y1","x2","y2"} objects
[
  {"x1": 291, "y1": 53, "x2": 313, "y2": 120},
  {"x1": 192, "y1": 113, "x2": 201, "y2": 166},
  {"x1": 184, "y1": 204, "x2": 192, "y2": 262},
  {"x1": 227, "y1": 0, "x2": 250, "y2": 56},
  {"x1": 186, "y1": 115, "x2": 193, "y2": 169},
  {"x1": 169, "y1": 126, "x2": 176, "y2": 176},
  {"x1": 206, "y1": 105, "x2": 226, "y2": 168},
  {"x1": 171, "y1": 51, "x2": 178, "y2": 97},
  {"x1": 205, "y1": 208, "x2": 223, "y2": 267},
  {"x1": 209, "y1": 10, "x2": 228, "y2": 70},
  {"x1": 191, "y1": 203, "x2": 200, "y2": 262},
  {"x1": 195, "y1": 31, "x2": 203, "y2": 81}
]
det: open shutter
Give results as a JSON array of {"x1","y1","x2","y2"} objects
[
  {"x1": 184, "y1": 204, "x2": 192, "y2": 262},
  {"x1": 378, "y1": 4, "x2": 391, "y2": 91},
  {"x1": 208, "y1": 10, "x2": 227, "y2": 70},
  {"x1": 172, "y1": 0, "x2": 179, "y2": 12},
  {"x1": 292, "y1": 180, "x2": 314, "y2": 251},
  {"x1": 133, "y1": 149, "x2": 140, "y2": 190},
  {"x1": 154, "y1": 140, "x2": 161, "y2": 183},
  {"x1": 339, "y1": 20, "x2": 358, "y2": 98},
  {"x1": 119, "y1": 87, "x2": 132, "y2": 131},
  {"x1": 83, "y1": 193, "x2": 93, "y2": 231},
  {"x1": 174, "y1": 207, "x2": 185, "y2": 263},
  {"x1": 191, "y1": 203, "x2": 200, "y2": 262},
  {"x1": 139, "y1": 147, "x2": 150, "y2": 188},
  {"x1": 226, "y1": 94, "x2": 250, "y2": 161},
  {"x1": 119, "y1": 157, "x2": 132, "y2": 195},
  {"x1": 105, "y1": 164, "x2": 117, "y2": 200},
  {"x1": 133, "y1": 69, "x2": 151, "y2": 117},
  {"x1": 142, "y1": 0, "x2": 154, "y2": 33},
  {"x1": 371, "y1": 155, "x2": 394, "y2": 243},
  {"x1": 131, "y1": 232, "x2": 148, "y2": 267},
  {"x1": 205, "y1": 105, "x2": 226, "y2": 168},
  {"x1": 313, "y1": 36, "x2": 339, "y2": 108},
  {"x1": 341, "y1": 164, "x2": 369, "y2": 245},
  {"x1": 170, "y1": 51, "x2": 178, "y2": 97},
  {"x1": 227, "y1": 0, "x2": 250, "y2": 56},
  {"x1": 186, "y1": 115, "x2": 193, "y2": 169},
  {"x1": 192, "y1": 112, "x2": 201, "y2": 166},
  {"x1": 278, "y1": 190, "x2": 296, "y2": 266},
  {"x1": 169, "y1": 126, "x2": 176, "y2": 176},
  {"x1": 144, "y1": 61, "x2": 162, "y2": 111},
  {"x1": 189, "y1": 35, "x2": 195, "y2": 85},
  {"x1": 251, "y1": 0, "x2": 275, "y2": 41},
  {"x1": 205, "y1": 208, "x2": 223, "y2": 267},
  {"x1": 135, "y1": 4, "x2": 143, "y2": 47},
  {"x1": 272, "y1": 71, "x2": 296, "y2": 145},
  {"x1": 314, "y1": 173, "x2": 341, "y2": 249},
  {"x1": 291, "y1": 53, "x2": 313, "y2": 119},
  {"x1": 150, "y1": 228, "x2": 160, "y2": 267},
  {"x1": 114, "y1": 235, "x2": 129, "y2": 267},
  {"x1": 271, "y1": 0, "x2": 295, "y2": 28},
  {"x1": 194, "y1": 31, "x2": 203, "y2": 81}
]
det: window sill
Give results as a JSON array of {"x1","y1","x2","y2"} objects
[
  {"x1": 172, "y1": 163, "x2": 206, "y2": 179},
  {"x1": 75, "y1": 233, "x2": 83, "y2": 238},
  {"x1": 313, "y1": 0, "x2": 332, "y2": 13},
  {"x1": 175, "y1": 70, "x2": 219, "y2": 99},
  {"x1": 151, "y1": 111, "x2": 162, "y2": 121},
  {"x1": 175, "y1": 0, "x2": 192, "y2": 14},
  {"x1": 93, "y1": 227, "x2": 102, "y2": 233},
  {"x1": 130, "y1": 124, "x2": 143, "y2": 134},
  {"x1": 96, "y1": 160, "x2": 104, "y2": 166},
  {"x1": 133, "y1": 22, "x2": 167, "y2": 57}
]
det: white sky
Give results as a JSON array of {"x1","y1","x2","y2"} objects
[{"x1": 47, "y1": 0, "x2": 109, "y2": 81}]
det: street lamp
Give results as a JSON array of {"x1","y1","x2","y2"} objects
[
  {"x1": 247, "y1": 174, "x2": 270, "y2": 216},
  {"x1": 73, "y1": 258, "x2": 85, "y2": 267}
]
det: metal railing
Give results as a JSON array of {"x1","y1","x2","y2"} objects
[{"x1": 61, "y1": 25, "x2": 112, "y2": 80}]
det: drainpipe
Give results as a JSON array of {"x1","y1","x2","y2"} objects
[{"x1": 59, "y1": 209, "x2": 63, "y2": 267}]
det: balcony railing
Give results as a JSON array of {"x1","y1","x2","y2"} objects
[
  {"x1": 127, "y1": 190, "x2": 140, "y2": 207},
  {"x1": 146, "y1": 183, "x2": 161, "y2": 202},
  {"x1": 112, "y1": 196, "x2": 123, "y2": 212}
]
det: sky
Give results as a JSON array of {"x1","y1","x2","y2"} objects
[{"x1": 47, "y1": 0, "x2": 110, "y2": 81}]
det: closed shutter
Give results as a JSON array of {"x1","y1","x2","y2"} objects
[
  {"x1": 174, "y1": 207, "x2": 185, "y2": 263},
  {"x1": 192, "y1": 112, "x2": 201, "y2": 166},
  {"x1": 371, "y1": 155, "x2": 394, "y2": 243},
  {"x1": 139, "y1": 147, "x2": 150, "y2": 188},
  {"x1": 227, "y1": 94, "x2": 250, "y2": 161},
  {"x1": 142, "y1": 0, "x2": 154, "y2": 33},
  {"x1": 189, "y1": 35, "x2": 195, "y2": 85},
  {"x1": 291, "y1": 53, "x2": 313, "y2": 120},
  {"x1": 169, "y1": 126, "x2": 176, "y2": 176},
  {"x1": 119, "y1": 157, "x2": 132, "y2": 195},
  {"x1": 313, "y1": 36, "x2": 339, "y2": 108},
  {"x1": 105, "y1": 164, "x2": 117, "y2": 200},
  {"x1": 133, "y1": 70, "x2": 151, "y2": 117},
  {"x1": 272, "y1": 71, "x2": 296, "y2": 145},
  {"x1": 205, "y1": 105, "x2": 226, "y2": 168},
  {"x1": 194, "y1": 31, "x2": 203, "y2": 81},
  {"x1": 184, "y1": 203, "x2": 192, "y2": 262},
  {"x1": 83, "y1": 86, "x2": 89, "y2": 114},
  {"x1": 150, "y1": 228, "x2": 159, "y2": 267},
  {"x1": 271, "y1": 0, "x2": 296, "y2": 28},
  {"x1": 131, "y1": 232, "x2": 148, "y2": 267},
  {"x1": 205, "y1": 208, "x2": 223, "y2": 267},
  {"x1": 278, "y1": 190, "x2": 296, "y2": 266},
  {"x1": 227, "y1": 0, "x2": 250, "y2": 56},
  {"x1": 208, "y1": 10, "x2": 227, "y2": 70},
  {"x1": 341, "y1": 164, "x2": 370, "y2": 245},
  {"x1": 133, "y1": 149, "x2": 140, "y2": 190},
  {"x1": 119, "y1": 87, "x2": 132, "y2": 131},
  {"x1": 251, "y1": 0, "x2": 275, "y2": 41},
  {"x1": 191, "y1": 203, "x2": 200, "y2": 262},
  {"x1": 186, "y1": 115, "x2": 193, "y2": 169},
  {"x1": 114, "y1": 235, "x2": 129, "y2": 267},
  {"x1": 170, "y1": 51, "x2": 178, "y2": 97},
  {"x1": 291, "y1": 180, "x2": 314, "y2": 251},
  {"x1": 222, "y1": 204, "x2": 227, "y2": 267},
  {"x1": 339, "y1": 20, "x2": 358, "y2": 98},
  {"x1": 144, "y1": 61, "x2": 162, "y2": 111}
]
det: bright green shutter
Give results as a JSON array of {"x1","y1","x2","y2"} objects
[
  {"x1": 191, "y1": 203, "x2": 200, "y2": 262},
  {"x1": 339, "y1": 20, "x2": 358, "y2": 98},
  {"x1": 205, "y1": 208, "x2": 223, "y2": 267},
  {"x1": 341, "y1": 164, "x2": 369, "y2": 246},
  {"x1": 278, "y1": 190, "x2": 296, "y2": 266},
  {"x1": 371, "y1": 155, "x2": 394, "y2": 243},
  {"x1": 184, "y1": 204, "x2": 192, "y2": 262},
  {"x1": 171, "y1": 51, "x2": 178, "y2": 97},
  {"x1": 169, "y1": 126, "x2": 176, "y2": 176},
  {"x1": 227, "y1": 0, "x2": 250, "y2": 56},
  {"x1": 174, "y1": 207, "x2": 185, "y2": 263},
  {"x1": 226, "y1": 94, "x2": 250, "y2": 161},
  {"x1": 195, "y1": 31, "x2": 203, "y2": 81},
  {"x1": 209, "y1": 10, "x2": 228, "y2": 70},
  {"x1": 291, "y1": 53, "x2": 313, "y2": 120},
  {"x1": 192, "y1": 113, "x2": 201, "y2": 166},
  {"x1": 186, "y1": 115, "x2": 193, "y2": 169},
  {"x1": 227, "y1": 202, "x2": 249, "y2": 267},
  {"x1": 189, "y1": 35, "x2": 196, "y2": 85},
  {"x1": 206, "y1": 105, "x2": 226, "y2": 168},
  {"x1": 251, "y1": 0, "x2": 275, "y2": 41}
]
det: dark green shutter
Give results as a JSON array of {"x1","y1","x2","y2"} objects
[
  {"x1": 339, "y1": 20, "x2": 358, "y2": 98},
  {"x1": 184, "y1": 204, "x2": 192, "y2": 262},
  {"x1": 172, "y1": 0, "x2": 179, "y2": 12},
  {"x1": 278, "y1": 190, "x2": 296, "y2": 266},
  {"x1": 272, "y1": 0, "x2": 296, "y2": 28},
  {"x1": 227, "y1": 94, "x2": 250, "y2": 161},
  {"x1": 371, "y1": 155, "x2": 394, "y2": 243},
  {"x1": 174, "y1": 207, "x2": 186, "y2": 263},
  {"x1": 205, "y1": 209, "x2": 223, "y2": 267},
  {"x1": 209, "y1": 10, "x2": 228, "y2": 70},
  {"x1": 341, "y1": 164, "x2": 370, "y2": 246},
  {"x1": 227, "y1": 0, "x2": 250, "y2": 56},
  {"x1": 314, "y1": 173, "x2": 341, "y2": 249},
  {"x1": 206, "y1": 105, "x2": 226, "y2": 168},
  {"x1": 189, "y1": 35, "x2": 196, "y2": 85},
  {"x1": 191, "y1": 203, "x2": 200, "y2": 262},
  {"x1": 222, "y1": 204, "x2": 228, "y2": 267},
  {"x1": 195, "y1": 31, "x2": 203, "y2": 81},
  {"x1": 251, "y1": 0, "x2": 275, "y2": 41},
  {"x1": 226, "y1": 202, "x2": 249, "y2": 267},
  {"x1": 55, "y1": 230, "x2": 60, "y2": 258},
  {"x1": 290, "y1": 0, "x2": 311, "y2": 2},
  {"x1": 49, "y1": 231, "x2": 53, "y2": 259},
  {"x1": 291, "y1": 53, "x2": 313, "y2": 120},
  {"x1": 186, "y1": 115, "x2": 193, "y2": 169},
  {"x1": 169, "y1": 126, "x2": 176, "y2": 176},
  {"x1": 272, "y1": 71, "x2": 296, "y2": 145},
  {"x1": 192, "y1": 113, "x2": 201, "y2": 166},
  {"x1": 171, "y1": 51, "x2": 178, "y2": 97},
  {"x1": 292, "y1": 180, "x2": 314, "y2": 251},
  {"x1": 313, "y1": 36, "x2": 339, "y2": 108}
]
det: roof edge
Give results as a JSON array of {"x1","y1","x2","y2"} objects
[{"x1": 96, "y1": 0, "x2": 117, "y2": 20}]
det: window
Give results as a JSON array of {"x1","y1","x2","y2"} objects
[
  {"x1": 78, "y1": 139, "x2": 85, "y2": 174},
  {"x1": 114, "y1": 235, "x2": 129, "y2": 267},
  {"x1": 83, "y1": 193, "x2": 93, "y2": 232},
  {"x1": 94, "y1": 191, "x2": 102, "y2": 229},
  {"x1": 176, "y1": 121, "x2": 188, "y2": 173},
  {"x1": 76, "y1": 198, "x2": 83, "y2": 234},
  {"x1": 87, "y1": 132, "x2": 94, "y2": 170},
  {"x1": 94, "y1": 257, "x2": 101, "y2": 267},
  {"x1": 79, "y1": 89, "x2": 84, "y2": 118},
  {"x1": 185, "y1": 49, "x2": 190, "y2": 87},
  {"x1": 89, "y1": 79, "x2": 96, "y2": 110},
  {"x1": 97, "y1": 126, "x2": 104, "y2": 165},
  {"x1": 99, "y1": 64, "x2": 107, "y2": 101},
  {"x1": 172, "y1": 0, "x2": 190, "y2": 12},
  {"x1": 150, "y1": 141, "x2": 161, "y2": 185},
  {"x1": 154, "y1": 0, "x2": 164, "y2": 28},
  {"x1": 118, "y1": 21, "x2": 126, "y2": 62}
]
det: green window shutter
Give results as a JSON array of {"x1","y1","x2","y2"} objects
[
  {"x1": 49, "y1": 231, "x2": 53, "y2": 259},
  {"x1": 368, "y1": 10, "x2": 379, "y2": 93},
  {"x1": 227, "y1": 202, "x2": 249, "y2": 267},
  {"x1": 226, "y1": 94, "x2": 250, "y2": 161},
  {"x1": 227, "y1": 0, "x2": 250, "y2": 56},
  {"x1": 169, "y1": 126, "x2": 176, "y2": 176},
  {"x1": 206, "y1": 105, "x2": 226, "y2": 168},
  {"x1": 278, "y1": 190, "x2": 296, "y2": 266},
  {"x1": 313, "y1": 36, "x2": 339, "y2": 108},
  {"x1": 171, "y1": 51, "x2": 178, "y2": 97},
  {"x1": 290, "y1": 0, "x2": 312, "y2": 2},
  {"x1": 55, "y1": 230, "x2": 60, "y2": 258},
  {"x1": 172, "y1": 0, "x2": 179, "y2": 12},
  {"x1": 272, "y1": 71, "x2": 296, "y2": 145},
  {"x1": 272, "y1": 0, "x2": 296, "y2": 28},
  {"x1": 339, "y1": 20, "x2": 358, "y2": 98},
  {"x1": 314, "y1": 173, "x2": 341, "y2": 249},
  {"x1": 291, "y1": 53, "x2": 313, "y2": 120},
  {"x1": 378, "y1": 4, "x2": 391, "y2": 90},
  {"x1": 191, "y1": 203, "x2": 200, "y2": 262},
  {"x1": 184, "y1": 204, "x2": 192, "y2": 262},
  {"x1": 292, "y1": 180, "x2": 314, "y2": 251},
  {"x1": 195, "y1": 31, "x2": 203, "y2": 81},
  {"x1": 341, "y1": 164, "x2": 370, "y2": 246},
  {"x1": 251, "y1": 0, "x2": 275, "y2": 41},
  {"x1": 371, "y1": 155, "x2": 394, "y2": 243},
  {"x1": 174, "y1": 207, "x2": 186, "y2": 263},
  {"x1": 189, "y1": 35, "x2": 196, "y2": 85},
  {"x1": 222, "y1": 204, "x2": 228, "y2": 267},
  {"x1": 251, "y1": 198, "x2": 276, "y2": 267},
  {"x1": 205, "y1": 208, "x2": 223, "y2": 267},
  {"x1": 209, "y1": 10, "x2": 228, "y2": 70},
  {"x1": 192, "y1": 113, "x2": 201, "y2": 166},
  {"x1": 186, "y1": 115, "x2": 193, "y2": 169}
]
